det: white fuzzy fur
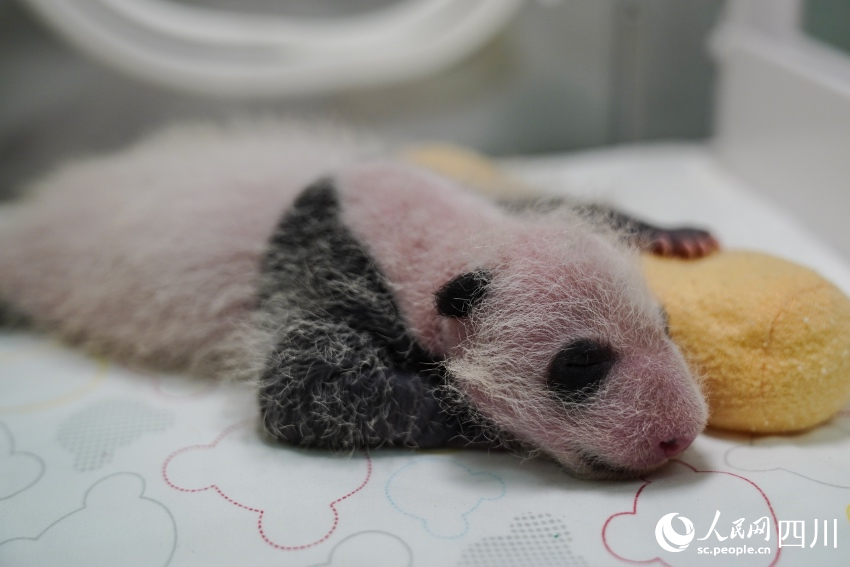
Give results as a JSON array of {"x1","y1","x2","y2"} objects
[
  {"x1": 0, "y1": 122, "x2": 379, "y2": 376},
  {"x1": 0, "y1": 123, "x2": 708, "y2": 478}
]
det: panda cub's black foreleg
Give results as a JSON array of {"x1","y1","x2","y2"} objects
[
  {"x1": 259, "y1": 316, "x2": 476, "y2": 449},
  {"x1": 502, "y1": 197, "x2": 718, "y2": 258},
  {"x1": 573, "y1": 203, "x2": 719, "y2": 258},
  {"x1": 256, "y1": 179, "x2": 491, "y2": 451}
]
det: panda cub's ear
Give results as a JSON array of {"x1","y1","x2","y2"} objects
[{"x1": 435, "y1": 270, "x2": 491, "y2": 318}]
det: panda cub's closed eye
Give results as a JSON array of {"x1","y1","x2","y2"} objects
[{"x1": 547, "y1": 339, "x2": 616, "y2": 403}]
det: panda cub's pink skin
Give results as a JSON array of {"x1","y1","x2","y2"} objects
[
  {"x1": 338, "y1": 164, "x2": 708, "y2": 477},
  {"x1": 0, "y1": 124, "x2": 713, "y2": 479}
]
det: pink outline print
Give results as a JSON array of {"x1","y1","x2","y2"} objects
[
  {"x1": 602, "y1": 460, "x2": 780, "y2": 566},
  {"x1": 162, "y1": 421, "x2": 372, "y2": 551}
]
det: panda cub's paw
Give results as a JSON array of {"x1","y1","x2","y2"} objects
[{"x1": 643, "y1": 227, "x2": 720, "y2": 259}]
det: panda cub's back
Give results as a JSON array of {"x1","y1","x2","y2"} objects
[{"x1": 0, "y1": 124, "x2": 388, "y2": 374}]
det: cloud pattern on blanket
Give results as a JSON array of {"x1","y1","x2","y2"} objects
[
  {"x1": 457, "y1": 513, "x2": 588, "y2": 567},
  {"x1": 603, "y1": 461, "x2": 778, "y2": 566},
  {"x1": 308, "y1": 531, "x2": 413, "y2": 567},
  {"x1": 163, "y1": 421, "x2": 372, "y2": 550},
  {"x1": 726, "y1": 411, "x2": 850, "y2": 488},
  {"x1": 385, "y1": 456, "x2": 505, "y2": 538},
  {"x1": 0, "y1": 422, "x2": 44, "y2": 500},
  {"x1": 0, "y1": 473, "x2": 176, "y2": 567},
  {"x1": 58, "y1": 400, "x2": 175, "y2": 471}
]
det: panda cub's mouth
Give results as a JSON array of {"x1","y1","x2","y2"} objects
[{"x1": 576, "y1": 450, "x2": 639, "y2": 479}]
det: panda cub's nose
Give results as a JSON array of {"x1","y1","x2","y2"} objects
[{"x1": 659, "y1": 436, "x2": 692, "y2": 458}]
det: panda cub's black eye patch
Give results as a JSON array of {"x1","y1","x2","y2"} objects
[
  {"x1": 547, "y1": 339, "x2": 616, "y2": 403},
  {"x1": 434, "y1": 270, "x2": 490, "y2": 318}
]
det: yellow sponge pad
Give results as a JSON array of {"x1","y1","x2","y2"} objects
[
  {"x1": 402, "y1": 144, "x2": 536, "y2": 200},
  {"x1": 643, "y1": 252, "x2": 850, "y2": 433}
]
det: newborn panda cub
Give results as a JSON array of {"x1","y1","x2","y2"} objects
[{"x1": 0, "y1": 125, "x2": 716, "y2": 479}]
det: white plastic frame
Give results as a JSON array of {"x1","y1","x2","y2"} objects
[
  {"x1": 22, "y1": 0, "x2": 523, "y2": 98},
  {"x1": 711, "y1": 0, "x2": 850, "y2": 260}
]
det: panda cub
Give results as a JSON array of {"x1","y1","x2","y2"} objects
[{"x1": 0, "y1": 123, "x2": 716, "y2": 479}]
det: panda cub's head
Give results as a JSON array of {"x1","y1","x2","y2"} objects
[{"x1": 435, "y1": 219, "x2": 708, "y2": 479}]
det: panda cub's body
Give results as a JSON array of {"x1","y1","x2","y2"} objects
[{"x1": 0, "y1": 123, "x2": 712, "y2": 479}]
